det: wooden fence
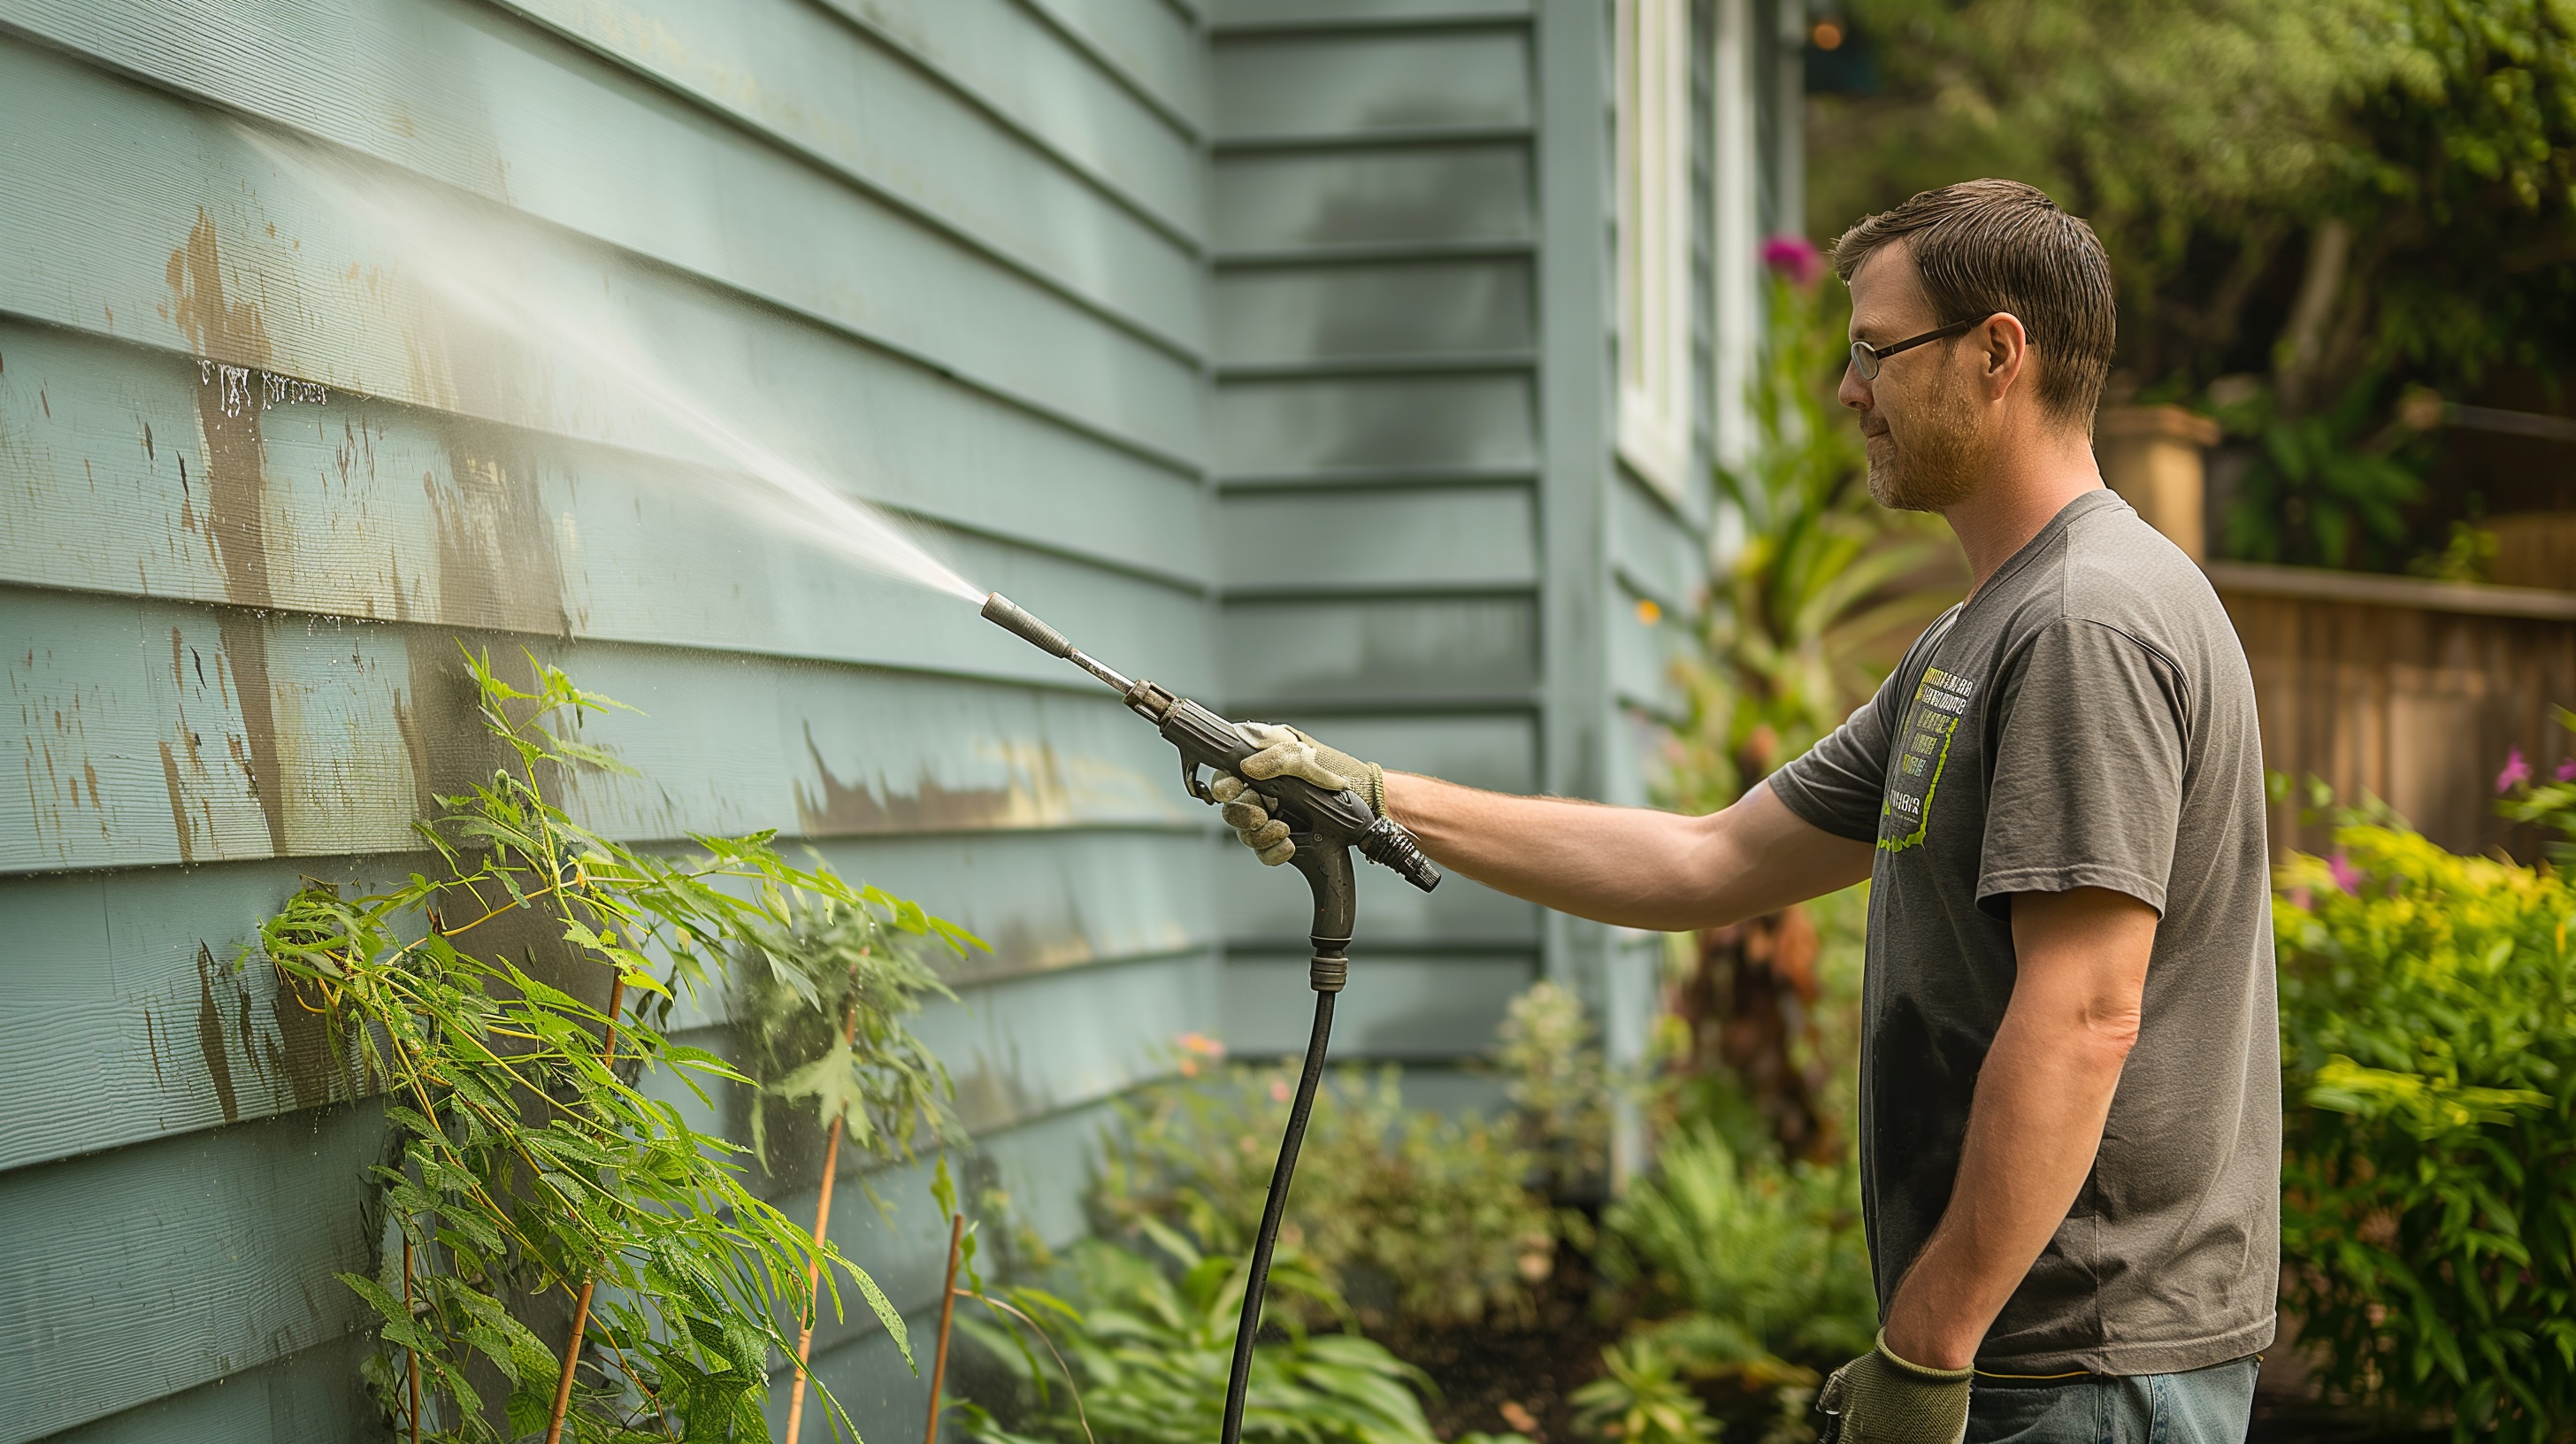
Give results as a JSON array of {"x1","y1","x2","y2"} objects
[{"x1": 2209, "y1": 562, "x2": 2576, "y2": 860}]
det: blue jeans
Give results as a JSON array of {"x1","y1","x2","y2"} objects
[{"x1": 1966, "y1": 1357, "x2": 2260, "y2": 1444}]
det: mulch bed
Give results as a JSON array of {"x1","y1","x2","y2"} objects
[{"x1": 1373, "y1": 1245, "x2": 1622, "y2": 1444}]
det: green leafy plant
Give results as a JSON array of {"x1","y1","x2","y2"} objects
[
  {"x1": 1095, "y1": 1061, "x2": 1561, "y2": 1331},
  {"x1": 736, "y1": 892, "x2": 961, "y2": 1181},
  {"x1": 961, "y1": 1226, "x2": 1440, "y2": 1444},
  {"x1": 1571, "y1": 1340, "x2": 1720, "y2": 1444},
  {"x1": 1666, "y1": 265, "x2": 1959, "y2": 814},
  {"x1": 2274, "y1": 825, "x2": 2576, "y2": 1440},
  {"x1": 1596, "y1": 1128, "x2": 1875, "y2": 1392},
  {"x1": 255, "y1": 649, "x2": 977, "y2": 1442},
  {"x1": 1493, "y1": 980, "x2": 1611, "y2": 1198}
]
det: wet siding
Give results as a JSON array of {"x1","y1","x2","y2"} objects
[{"x1": 0, "y1": 0, "x2": 1213, "y2": 1437}]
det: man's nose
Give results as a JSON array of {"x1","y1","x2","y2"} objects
[{"x1": 1838, "y1": 365, "x2": 1871, "y2": 413}]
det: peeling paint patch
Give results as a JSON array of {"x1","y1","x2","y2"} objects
[
  {"x1": 195, "y1": 944, "x2": 241, "y2": 1125},
  {"x1": 157, "y1": 740, "x2": 194, "y2": 864}
]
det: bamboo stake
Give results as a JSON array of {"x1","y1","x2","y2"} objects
[
  {"x1": 544, "y1": 973, "x2": 627, "y2": 1444},
  {"x1": 785, "y1": 995, "x2": 864, "y2": 1444},
  {"x1": 924, "y1": 1213, "x2": 966, "y2": 1444},
  {"x1": 404, "y1": 1236, "x2": 422, "y2": 1444}
]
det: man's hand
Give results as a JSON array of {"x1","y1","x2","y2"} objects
[
  {"x1": 1209, "y1": 723, "x2": 1384, "y2": 865},
  {"x1": 1815, "y1": 1333, "x2": 1972, "y2": 1444}
]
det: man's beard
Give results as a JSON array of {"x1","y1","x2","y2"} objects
[{"x1": 1866, "y1": 373, "x2": 1984, "y2": 511}]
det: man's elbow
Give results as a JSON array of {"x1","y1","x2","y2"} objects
[{"x1": 2078, "y1": 1001, "x2": 2143, "y2": 1063}]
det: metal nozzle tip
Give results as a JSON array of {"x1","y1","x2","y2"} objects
[{"x1": 981, "y1": 592, "x2": 1076, "y2": 658}]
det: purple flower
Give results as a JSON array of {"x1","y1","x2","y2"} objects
[
  {"x1": 2326, "y1": 852, "x2": 2363, "y2": 894},
  {"x1": 2557, "y1": 757, "x2": 2576, "y2": 783},
  {"x1": 1760, "y1": 234, "x2": 1825, "y2": 288},
  {"x1": 2497, "y1": 748, "x2": 2532, "y2": 794}
]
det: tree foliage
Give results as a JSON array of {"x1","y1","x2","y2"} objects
[
  {"x1": 1817, "y1": 0, "x2": 2576, "y2": 569},
  {"x1": 255, "y1": 648, "x2": 977, "y2": 1441}
]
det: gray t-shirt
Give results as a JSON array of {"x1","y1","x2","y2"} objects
[{"x1": 1769, "y1": 488, "x2": 2279, "y2": 1376}]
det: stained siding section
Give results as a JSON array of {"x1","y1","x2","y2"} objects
[{"x1": 0, "y1": 0, "x2": 1212, "y2": 1437}]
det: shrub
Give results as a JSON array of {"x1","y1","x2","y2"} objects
[
  {"x1": 1596, "y1": 1127, "x2": 1876, "y2": 1390},
  {"x1": 960, "y1": 1225, "x2": 1439, "y2": 1444},
  {"x1": 1496, "y1": 980, "x2": 1612, "y2": 1197},
  {"x1": 2276, "y1": 825, "x2": 2576, "y2": 1440},
  {"x1": 1095, "y1": 1062, "x2": 1561, "y2": 1330}
]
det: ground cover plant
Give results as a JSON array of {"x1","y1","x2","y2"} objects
[
  {"x1": 958, "y1": 1225, "x2": 1445, "y2": 1444},
  {"x1": 2275, "y1": 822, "x2": 2576, "y2": 1441},
  {"x1": 251, "y1": 649, "x2": 976, "y2": 1442}
]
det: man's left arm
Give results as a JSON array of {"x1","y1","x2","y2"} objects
[{"x1": 1881, "y1": 885, "x2": 2156, "y2": 1368}]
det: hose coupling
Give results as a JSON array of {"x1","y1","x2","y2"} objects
[{"x1": 1308, "y1": 936, "x2": 1351, "y2": 994}]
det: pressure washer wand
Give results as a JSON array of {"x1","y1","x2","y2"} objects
[{"x1": 981, "y1": 593, "x2": 1441, "y2": 1444}]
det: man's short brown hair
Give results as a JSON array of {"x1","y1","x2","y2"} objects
[{"x1": 1832, "y1": 179, "x2": 2115, "y2": 426}]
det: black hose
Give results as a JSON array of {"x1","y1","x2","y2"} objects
[{"x1": 1218, "y1": 989, "x2": 1337, "y2": 1444}]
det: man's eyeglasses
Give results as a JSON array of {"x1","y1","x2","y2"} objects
[{"x1": 1848, "y1": 319, "x2": 1978, "y2": 381}]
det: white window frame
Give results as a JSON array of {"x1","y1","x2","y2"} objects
[{"x1": 1616, "y1": 0, "x2": 1695, "y2": 502}]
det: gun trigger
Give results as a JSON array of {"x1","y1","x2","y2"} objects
[{"x1": 1182, "y1": 757, "x2": 1215, "y2": 803}]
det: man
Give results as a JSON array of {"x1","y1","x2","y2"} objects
[{"x1": 1211, "y1": 180, "x2": 2279, "y2": 1444}]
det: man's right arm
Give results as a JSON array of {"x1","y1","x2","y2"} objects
[{"x1": 1382, "y1": 773, "x2": 1872, "y2": 932}]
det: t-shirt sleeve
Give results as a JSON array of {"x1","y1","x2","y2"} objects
[
  {"x1": 1768, "y1": 689, "x2": 1897, "y2": 844},
  {"x1": 1977, "y1": 618, "x2": 2188, "y2": 918}
]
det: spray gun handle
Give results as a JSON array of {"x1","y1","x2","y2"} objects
[{"x1": 1155, "y1": 699, "x2": 1442, "y2": 893}]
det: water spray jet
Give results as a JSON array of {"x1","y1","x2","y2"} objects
[{"x1": 979, "y1": 591, "x2": 1440, "y2": 1444}]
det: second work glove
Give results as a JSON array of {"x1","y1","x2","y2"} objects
[
  {"x1": 1814, "y1": 1333, "x2": 1973, "y2": 1444},
  {"x1": 1208, "y1": 723, "x2": 1384, "y2": 867}
]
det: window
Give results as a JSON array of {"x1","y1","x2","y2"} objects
[{"x1": 1616, "y1": 0, "x2": 1694, "y2": 500}]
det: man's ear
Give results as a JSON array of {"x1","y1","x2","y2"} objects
[{"x1": 1979, "y1": 312, "x2": 2031, "y2": 400}]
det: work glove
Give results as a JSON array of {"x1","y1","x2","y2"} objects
[
  {"x1": 1208, "y1": 723, "x2": 1384, "y2": 867},
  {"x1": 1814, "y1": 1333, "x2": 1973, "y2": 1444}
]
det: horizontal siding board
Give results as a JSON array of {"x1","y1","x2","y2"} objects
[
  {"x1": 0, "y1": 27, "x2": 1204, "y2": 465},
  {"x1": 1217, "y1": 486, "x2": 1535, "y2": 588},
  {"x1": 0, "y1": 588, "x2": 1208, "y2": 876},
  {"x1": 1222, "y1": 595, "x2": 1537, "y2": 702},
  {"x1": 1608, "y1": 583, "x2": 1690, "y2": 718},
  {"x1": 1214, "y1": 257, "x2": 1532, "y2": 364},
  {"x1": 0, "y1": 321, "x2": 1215, "y2": 666},
  {"x1": 1211, "y1": 29, "x2": 1530, "y2": 140},
  {"x1": 38, "y1": 1335, "x2": 374, "y2": 1444},
  {"x1": 1612, "y1": 470, "x2": 1706, "y2": 605},
  {"x1": 1023, "y1": 0, "x2": 1210, "y2": 130},
  {"x1": 0, "y1": 830, "x2": 1213, "y2": 1174},
  {"x1": 1219, "y1": 848, "x2": 1537, "y2": 948},
  {"x1": 1221, "y1": 951, "x2": 1535, "y2": 1056},
  {"x1": 1212, "y1": 0, "x2": 1530, "y2": 21},
  {"x1": 0, "y1": 1102, "x2": 382, "y2": 1444},
  {"x1": 1213, "y1": 145, "x2": 1534, "y2": 250},
  {"x1": 815, "y1": 0, "x2": 1202, "y2": 232},
  {"x1": 493, "y1": 0, "x2": 1202, "y2": 343},
  {"x1": 1214, "y1": 373, "x2": 1535, "y2": 473}
]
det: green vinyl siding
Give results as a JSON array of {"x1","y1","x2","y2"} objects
[{"x1": 0, "y1": 0, "x2": 1786, "y2": 1432}]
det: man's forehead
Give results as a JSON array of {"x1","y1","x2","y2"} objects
[{"x1": 1847, "y1": 242, "x2": 1932, "y2": 326}]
